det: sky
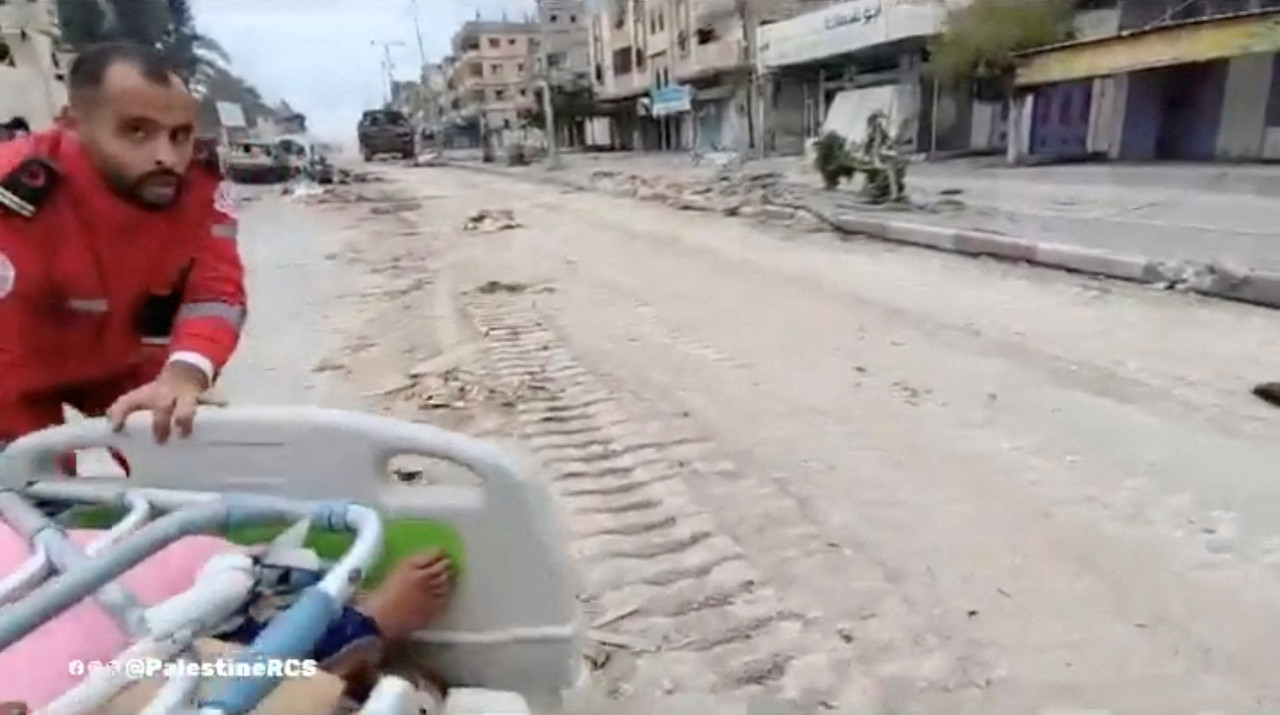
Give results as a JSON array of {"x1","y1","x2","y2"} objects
[{"x1": 191, "y1": 0, "x2": 535, "y2": 141}]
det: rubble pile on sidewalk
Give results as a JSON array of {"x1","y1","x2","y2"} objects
[
  {"x1": 582, "y1": 168, "x2": 832, "y2": 232},
  {"x1": 1147, "y1": 258, "x2": 1252, "y2": 293}
]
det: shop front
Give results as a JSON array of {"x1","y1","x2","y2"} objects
[{"x1": 650, "y1": 84, "x2": 694, "y2": 151}]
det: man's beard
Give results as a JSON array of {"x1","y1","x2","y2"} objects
[{"x1": 110, "y1": 168, "x2": 185, "y2": 210}]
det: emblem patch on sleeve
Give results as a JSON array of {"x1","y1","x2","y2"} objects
[
  {"x1": 213, "y1": 181, "x2": 239, "y2": 218},
  {"x1": 0, "y1": 250, "x2": 14, "y2": 299}
]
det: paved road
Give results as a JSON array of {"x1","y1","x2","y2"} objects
[
  {"x1": 497, "y1": 152, "x2": 1280, "y2": 273},
  {"x1": 315, "y1": 163, "x2": 1280, "y2": 714}
]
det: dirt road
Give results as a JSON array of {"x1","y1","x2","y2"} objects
[{"x1": 251, "y1": 168, "x2": 1280, "y2": 714}]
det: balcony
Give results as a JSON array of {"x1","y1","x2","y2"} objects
[
  {"x1": 598, "y1": 66, "x2": 651, "y2": 100},
  {"x1": 678, "y1": 37, "x2": 747, "y2": 80}
]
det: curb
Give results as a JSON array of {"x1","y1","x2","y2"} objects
[{"x1": 439, "y1": 160, "x2": 1280, "y2": 311}]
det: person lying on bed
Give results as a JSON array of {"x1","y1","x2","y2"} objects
[{"x1": 0, "y1": 527, "x2": 454, "y2": 710}]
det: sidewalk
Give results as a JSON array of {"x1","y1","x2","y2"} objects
[{"x1": 442, "y1": 150, "x2": 1280, "y2": 308}]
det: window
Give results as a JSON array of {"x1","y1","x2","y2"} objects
[
  {"x1": 612, "y1": 47, "x2": 633, "y2": 75},
  {"x1": 495, "y1": 89, "x2": 507, "y2": 101},
  {"x1": 517, "y1": 62, "x2": 525, "y2": 73},
  {"x1": 658, "y1": 12, "x2": 665, "y2": 32},
  {"x1": 488, "y1": 38, "x2": 501, "y2": 48},
  {"x1": 509, "y1": 37, "x2": 517, "y2": 45},
  {"x1": 519, "y1": 89, "x2": 527, "y2": 97},
  {"x1": 570, "y1": 14, "x2": 577, "y2": 23},
  {"x1": 548, "y1": 52, "x2": 565, "y2": 68},
  {"x1": 550, "y1": 13, "x2": 558, "y2": 22},
  {"x1": 490, "y1": 63, "x2": 503, "y2": 75},
  {"x1": 696, "y1": 27, "x2": 718, "y2": 45}
]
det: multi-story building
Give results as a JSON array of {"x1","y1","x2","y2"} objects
[
  {"x1": 587, "y1": 0, "x2": 824, "y2": 151},
  {"x1": 447, "y1": 20, "x2": 540, "y2": 146},
  {"x1": 1011, "y1": 0, "x2": 1280, "y2": 163},
  {"x1": 532, "y1": 0, "x2": 599, "y2": 147},
  {"x1": 0, "y1": 0, "x2": 70, "y2": 130},
  {"x1": 538, "y1": 0, "x2": 591, "y2": 82}
]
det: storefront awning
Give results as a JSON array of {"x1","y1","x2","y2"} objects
[{"x1": 1016, "y1": 9, "x2": 1280, "y2": 87}]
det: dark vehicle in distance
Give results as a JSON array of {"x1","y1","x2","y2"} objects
[{"x1": 357, "y1": 109, "x2": 415, "y2": 161}]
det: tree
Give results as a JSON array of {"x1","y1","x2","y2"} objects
[
  {"x1": 57, "y1": 0, "x2": 286, "y2": 133},
  {"x1": 55, "y1": 0, "x2": 111, "y2": 48},
  {"x1": 159, "y1": 0, "x2": 232, "y2": 90},
  {"x1": 928, "y1": 0, "x2": 1075, "y2": 93}
]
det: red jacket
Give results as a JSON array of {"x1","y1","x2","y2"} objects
[{"x1": 0, "y1": 130, "x2": 246, "y2": 442}]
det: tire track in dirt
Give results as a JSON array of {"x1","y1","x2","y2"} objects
[{"x1": 462, "y1": 292, "x2": 854, "y2": 706}]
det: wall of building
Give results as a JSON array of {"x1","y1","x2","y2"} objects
[
  {"x1": 0, "y1": 0, "x2": 65, "y2": 129},
  {"x1": 0, "y1": 31, "x2": 65, "y2": 129},
  {"x1": 1265, "y1": 53, "x2": 1280, "y2": 158},
  {"x1": 1216, "y1": 51, "x2": 1273, "y2": 158}
]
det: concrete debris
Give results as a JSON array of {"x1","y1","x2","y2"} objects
[
  {"x1": 474, "y1": 280, "x2": 529, "y2": 294},
  {"x1": 463, "y1": 208, "x2": 522, "y2": 232},
  {"x1": 283, "y1": 179, "x2": 325, "y2": 200},
  {"x1": 406, "y1": 365, "x2": 553, "y2": 411},
  {"x1": 1148, "y1": 259, "x2": 1251, "y2": 293},
  {"x1": 311, "y1": 355, "x2": 348, "y2": 373}
]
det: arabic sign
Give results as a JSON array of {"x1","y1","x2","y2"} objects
[
  {"x1": 758, "y1": 0, "x2": 948, "y2": 69},
  {"x1": 650, "y1": 85, "x2": 693, "y2": 117},
  {"x1": 215, "y1": 101, "x2": 247, "y2": 128},
  {"x1": 823, "y1": 1, "x2": 884, "y2": 32}
]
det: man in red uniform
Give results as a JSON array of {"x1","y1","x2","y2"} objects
[{"x1": 0, "y1": 42, "x2": 246, "y2": 456}]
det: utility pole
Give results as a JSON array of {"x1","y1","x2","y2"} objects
[
  {"x1": 370, "y1": 40, "x2": 406, "y2": 107},
  {"x1": 537, "y1": 0, "x2": 560, "y2": 168},
  {"x1": 408, "y1": 0, "x2": 430, "y2": 154}
]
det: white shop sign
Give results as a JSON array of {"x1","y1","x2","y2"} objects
[{"x1": 758, "y1": 0, "x2": 949, "y2": 69}]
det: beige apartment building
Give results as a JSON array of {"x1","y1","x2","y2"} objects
[
  {"x1": 0, "y1": 0, "x2": 71, "y2": 130},
  {"x1": 446, "y1": 20, "x2": 540, "y2": 145},
  {"x1": 587, "y1": 0, "x2": 828, "y2": 151}
]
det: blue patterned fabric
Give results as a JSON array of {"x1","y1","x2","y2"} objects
[{"x1": 212, "y1": 552, "x2": 382, "y2": 665}]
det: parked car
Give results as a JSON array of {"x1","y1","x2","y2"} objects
[
  {"x1": 357, "y1": 109, "x2": 415, "y2": 161},
  {"x1": 223, "y1": 141, "x2": 291, "y2": 184}
]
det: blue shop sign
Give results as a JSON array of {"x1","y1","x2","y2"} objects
[{"x1": 651, "y1": 85, "x2": 692, "y2": 117}]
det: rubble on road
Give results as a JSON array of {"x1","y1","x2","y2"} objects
[
  {"x1": 1147, "y1": 258, "x2": 1251, "y2": 293},
  {"x1": 463, "y1": 209, "x2": 522, "y2": 232},
  {"x1": 474, "y1": 280, "x2": 529, "y2": 294}
]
